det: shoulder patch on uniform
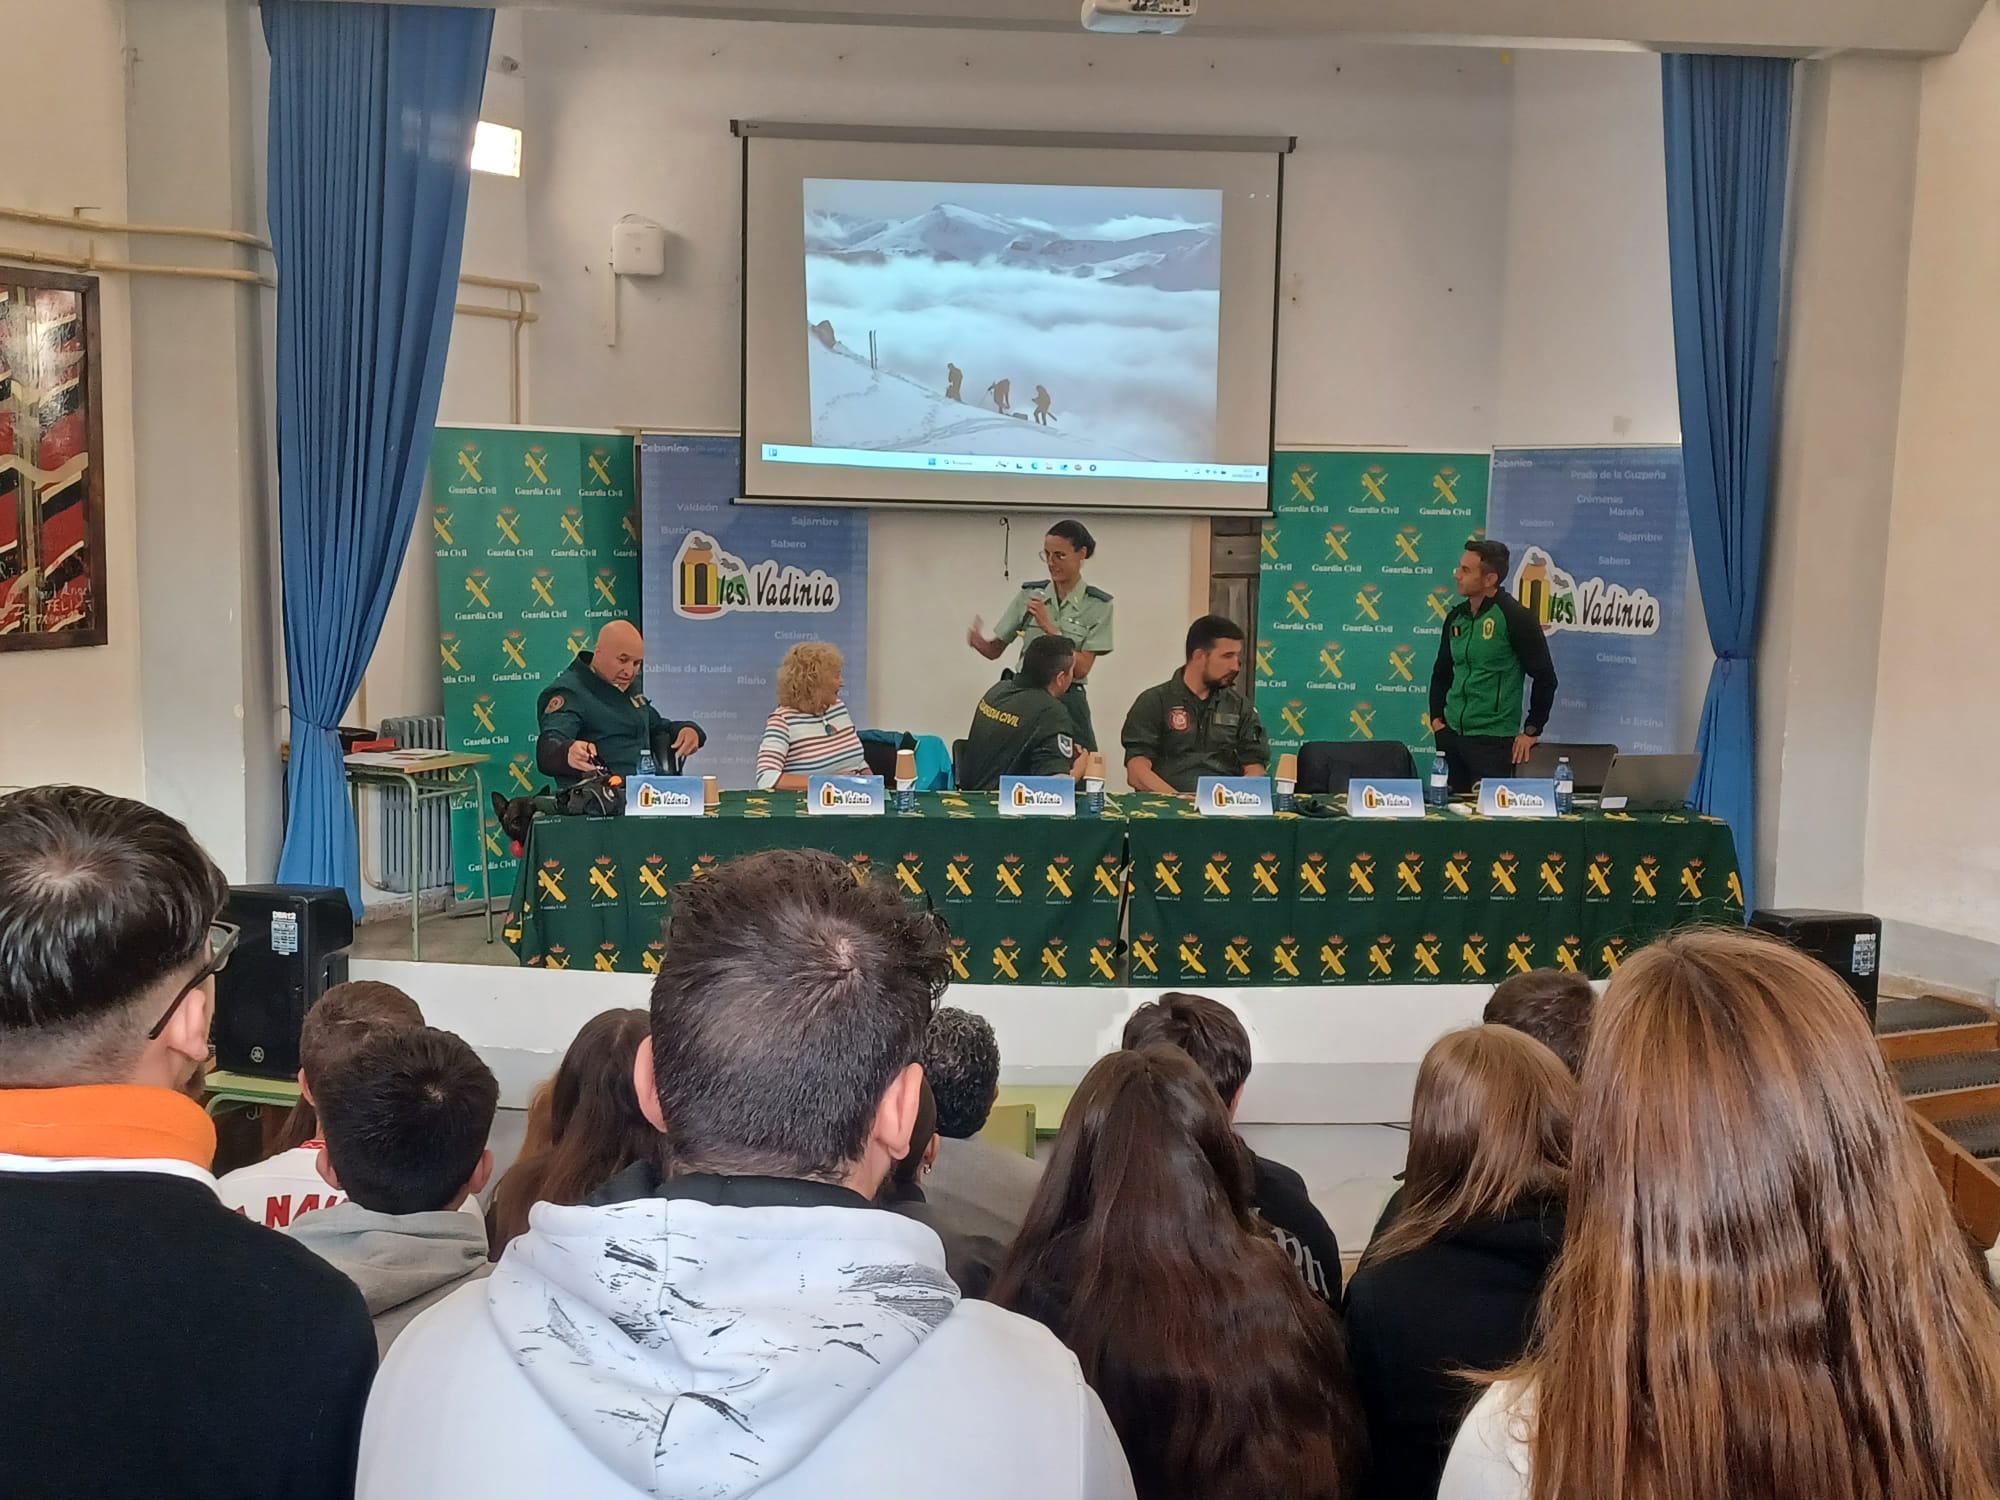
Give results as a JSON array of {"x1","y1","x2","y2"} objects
[
  {"x1": 1084, "y1": 585, "x2": 1113, "y2": 603},
  {"x1": 547, "y1": 694, "x2": 564, "y2": 712},
  {"x1": 1021, "y1": 579, "x2": 1050, "y2": 591},
  {"x1": 1056, "y1": 733, "x2": 1075, "y2": 759}
]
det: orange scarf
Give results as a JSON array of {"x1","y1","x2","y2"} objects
[{"x1": 0, "y1": 1085, "x2": 216, "y2": 1170}]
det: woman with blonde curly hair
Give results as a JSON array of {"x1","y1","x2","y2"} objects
[{"x1": 756, "y1": 640, "x2": 868, "y2": 791}]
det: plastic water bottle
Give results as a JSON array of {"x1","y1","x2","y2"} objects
[
  {"x1": 636, "y1": 750, "x2": 659, "y2": 778},
  {"x1": 1554, "y1": 756, "x2": 1575, "y2": 815},
  {"x1": 1426, "y1": 749, "x2": 1450, "y2": 809}
]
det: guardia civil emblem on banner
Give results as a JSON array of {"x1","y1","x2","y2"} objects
[{"x1": 1257, "y1": 451, "x2": 1490, "y2": 760}]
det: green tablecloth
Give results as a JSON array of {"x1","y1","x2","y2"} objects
[
  {"x1": 507, "y1": 790, "x2": 1126, "y2": 984},
  {"x1": 1123, "y1": 796, "x2": 1742, "y2": 985},
  {"x1": 508, "y1": 791, "x2": 1742, "y2": 986}
]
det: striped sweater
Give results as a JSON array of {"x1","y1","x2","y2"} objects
[{"x1": 756, "y1": 700, "x2": 868, "y2": 789}]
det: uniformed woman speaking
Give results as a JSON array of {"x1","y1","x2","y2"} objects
[{"x1": 966, "y1": 519, "x2": 1113, "y2": 752}]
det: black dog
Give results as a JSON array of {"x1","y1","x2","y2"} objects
[{"x1": 492, "y1": 771, "x2": 624, "y2": 856}]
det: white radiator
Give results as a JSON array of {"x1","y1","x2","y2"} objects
[{"x1": 375, "y1": 714, "x2": 454, "y2": 894}]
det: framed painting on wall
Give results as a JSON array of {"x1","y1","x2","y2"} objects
[{"x1": 0, "y1": 265, "x2": 108, "y2": 649}]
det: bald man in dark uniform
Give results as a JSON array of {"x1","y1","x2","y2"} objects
[{"x1": 535, "y1": 620, "x2": 705, "y2": 786}]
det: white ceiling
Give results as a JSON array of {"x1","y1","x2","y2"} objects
[{"x1": 388, "y1": 0, "x2": 1989, "y2": 59}]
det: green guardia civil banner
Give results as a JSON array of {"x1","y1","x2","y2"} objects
[
  {"x1": 1255, "y1": 452, "x2": 1490, "y2": 761},
  {"x1": 429, "y1": 427, "x2": 641, "y2": 901}
]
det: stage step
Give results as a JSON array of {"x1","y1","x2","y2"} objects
[
  {"x1": 1877, "y1": 995, "x2": 1992, "y2": 1036},
  {"x1": 1940, "y1": 1111, "x2": 2000, "y2": 1163},
  {"x1": 1894, "y1": 1051, "x2": 2000, "y2": 1099}
]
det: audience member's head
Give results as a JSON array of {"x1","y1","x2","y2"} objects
[
  {"x1": 925, "y1": 1007, "x2": 1001, "y2": 1140},
  {"x1": 638, "y1": 849, "x2": 949, "y2": 1195},
  {"x1": 993, "y1": 1044, "x2": 1364, "y2": 1500},
  {"x1": 1365, "y1": 1025, "x2": 1573, "y2": 1269},
  {"x1": 881, "y1": 1076, "x2": 940, "y2": 1204},
  {"x1": 313, "y1": 1026, "x2": 498, "y2": 1217},
  {"x1": 1509, "y1": 928, "x2": 2000, "y2": 1500},
  {"x1": 1482, "y1": 968, "x2": 1593, "y2": 1075},
  {"x1": 272, "y1": 979, "x2": 426, "y2": 1152},
  {"x1": 1121, "y1": 990, "x2": 1251, "y2": 1115},
  {"x1": 487, "y1": 1007, "x2": 655, "y2": 1256},
  {"x1": 0, "y1": 785, "x2": 229, "y2": 1091}
]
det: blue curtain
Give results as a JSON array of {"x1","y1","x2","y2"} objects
[
  {"x1": 1662, "y1": 54, "x2": 1792, "y2": 910},
  {"x1": 266, "y1": 1, "x2": 493, "y2": 914}
]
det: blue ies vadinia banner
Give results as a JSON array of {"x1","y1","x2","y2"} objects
[
  {"x1": 638, "y1": 434, "x2": 870, "y2": 787},
  {"x1": 1486, "y1": 446, "x2": 1691, "y2": 754}
]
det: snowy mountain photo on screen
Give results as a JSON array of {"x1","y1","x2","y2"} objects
[{"x1": 802, "y1": 180, "x2": 1222, "y2": 465}]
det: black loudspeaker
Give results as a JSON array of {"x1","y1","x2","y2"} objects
[
  {"x1": 213, "y1": 886, "x2": 355, "y2": 1078},
  {"x1": 1748, "y1": 908, "x2": 1882, "y2": 1025}
]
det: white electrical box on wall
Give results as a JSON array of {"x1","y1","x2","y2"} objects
[{"x1": 612, "y1": 219, "x2": 667, "y2": 276}]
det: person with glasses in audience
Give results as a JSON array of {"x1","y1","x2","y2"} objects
[
  {"x1": 0, "y1": 785, "x2": 376, "y2": 1500},
  {"x1": 967, "y1": 518, "x2": 1114, "y2": 752}
]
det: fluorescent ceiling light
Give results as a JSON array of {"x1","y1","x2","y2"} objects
[{"x1": 472, "y1": 121, "x2": 522, "y2": 177}]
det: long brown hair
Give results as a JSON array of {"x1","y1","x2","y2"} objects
[
  {"x1": 1365, "y1": 1025, "x2": 1573, "y2": 1267},
  {"x1": 487, "y1": 1008, "x2": 655, "y2": 1256},
  {"x1": 1507, "y1": 927, "x2": 2000, "y2": 1500},
  {"x1": 991, "y1": 1045, "x2": 1364, "y2": 1500}
]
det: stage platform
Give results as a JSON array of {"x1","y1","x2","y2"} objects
[{"x1": 350, "y1": 944, "x2": 1493, "y2": 1125}]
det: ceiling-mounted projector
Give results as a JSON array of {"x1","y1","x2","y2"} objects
[{"x1": 1081, "y1": 0, "x2": 1194, "y2": 35}]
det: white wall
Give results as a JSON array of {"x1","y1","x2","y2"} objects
[
  {"x1": 1758, "y1": 57, "x2": 1921, "y2": 913},
  {"x1": 418, "y1": 13, "x2": 1681, "y2": 786},
  {"x1": 0, "y1": 0, "x2": 146, "y2": 797},
  {"x1": 1493, "y1": 50, "x2": 1679, "y2": 449},
  {"x1": 127, "y1": 0, "x2": 283, "y2": 881},
  {"x1": 1866, "y1": 4, "x2": 2000, "y2": 977}
]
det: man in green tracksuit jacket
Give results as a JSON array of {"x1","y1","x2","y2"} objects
[{"x1": 1428, "y1": 539, "x2": 1558, "y2": 792}]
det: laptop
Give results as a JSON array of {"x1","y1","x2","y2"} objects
[{"x1": 1594, "y1": 753, "x2": 1701, "y2": 813}]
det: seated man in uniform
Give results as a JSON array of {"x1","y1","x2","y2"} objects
[
  {"x1": 536, "y1": 620, "x2": 705, "y2": 786},
  {"x1": 957, "y1": 635, "x2": 1089, "y2": 792},
  {"x1": 1121, "y1": 615, "x2": 1270, "y2": 796}
]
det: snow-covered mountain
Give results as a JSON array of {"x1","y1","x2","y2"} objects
[
  {"x1": 806, "y1": 201, "x2": 1220, "y2": 293},
  {"x1": 807, "y1": 333, "x2": 1160, "y2": 462}
]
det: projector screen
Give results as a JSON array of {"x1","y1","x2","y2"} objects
[{"x1": 739, "y1": 127, "x2": 1285, "y2": 513}]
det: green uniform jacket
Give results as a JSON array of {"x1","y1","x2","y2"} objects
[
  {"x1": 991, "y1": 579, "x2": 1115, "y2": 658},
  {"x1": 1429, "y1": 590, "x2": 1558, "y2": 739},
  {"x1": 536, "y1": 652, "x2": 705, "y2": 787},
  {"x1": 958, "y1": 678, "x2": 1079, "y2": 792},
  {"x1": 991, "y1": 580, "x2": 1115, "y2": 753},
  {"x1": 1120, "y1": 675, "x2": 1272, "y2": 793}
]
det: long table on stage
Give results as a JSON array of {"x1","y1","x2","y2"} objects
[{"x1": 507, "y1": 790, "x2": 1743, "y2": 984}]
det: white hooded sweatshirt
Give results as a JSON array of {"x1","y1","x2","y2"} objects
[{"x1": 357, "y1": 1175, "x2": 1134, "y2": 1500}]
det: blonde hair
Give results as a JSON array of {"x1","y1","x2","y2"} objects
[
  {"x1": 1507, "y1": 927, "x2": 2000, "y2": 1500},
  {"x1": 776, "y1": 641, "x2": 843, "y2": 714},
  {"x1": 1364, "y1": 1025, "x2": 1573, "y2": 1268}
]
